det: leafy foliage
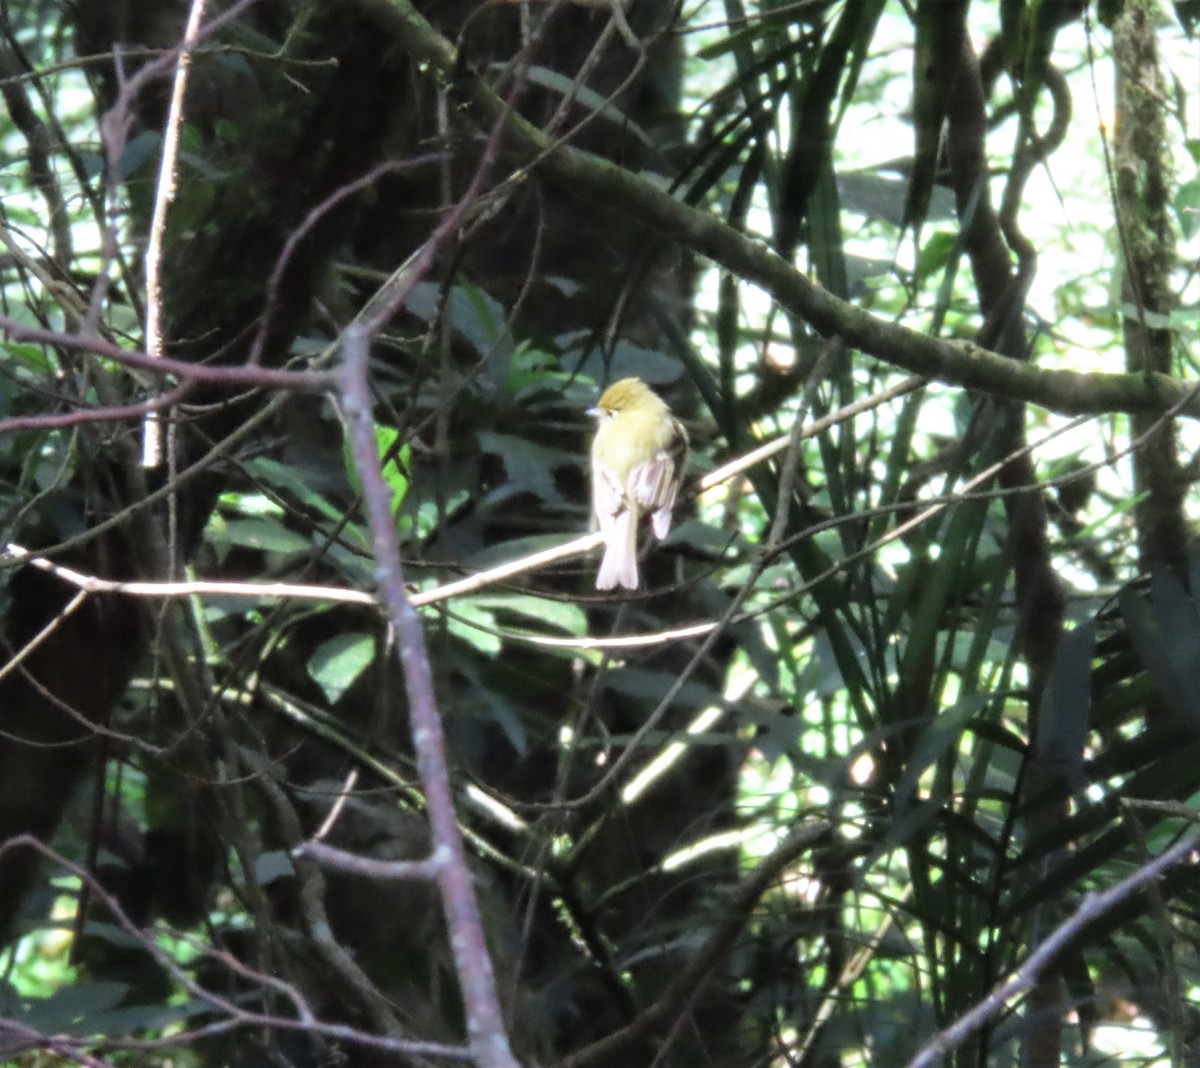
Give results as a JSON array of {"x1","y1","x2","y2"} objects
[{"x1": 0, "y1": 0, "x2": 1199, "y2": 1066}]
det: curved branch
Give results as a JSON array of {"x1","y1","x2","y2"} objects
[{"x1": 354, "y1": 0, "x2": 1200, "y2": 421}]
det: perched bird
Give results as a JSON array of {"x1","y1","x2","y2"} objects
[{"x1": 589, "y1": 377, "x2": 687, "y2": 590}]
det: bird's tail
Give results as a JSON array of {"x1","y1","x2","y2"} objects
[{"x1": 596, "y1": 508, "x2": 639, "y2": 590}]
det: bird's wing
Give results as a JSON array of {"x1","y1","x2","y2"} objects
[
  {"x1": 629, "y1": 450, "x2": 679, "y2": 540},
  {"x1": 592, "y1": 462, "x2": 627, "y2": 540}
]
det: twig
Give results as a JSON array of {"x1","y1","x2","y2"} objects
[
  {"x1": 905, "y1": 827, "x2": 1200, "y2": 1068},
  {"x1": 297, "y1": 839, "x2": 442, "y2": 881},
  {"x1": 0, "y1": 835, "x2": 476, "y2": 1063},
  {"x1": 142, "y1": 0, "x2": 210, "y2": 468},
  {"x1": 554, "y1": 821, "x2": 829, "y2": 1068},
  {"x1": 0, "y1": 316, "x2": 335, "y2": 390}
]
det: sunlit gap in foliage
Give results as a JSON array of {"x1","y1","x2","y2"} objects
[
  {"x1": 4, "y1": 877, "x2": 78, "y2": 998},
  {"x1": 621, "y1": 704, "x2": 724, "y2": 803}
]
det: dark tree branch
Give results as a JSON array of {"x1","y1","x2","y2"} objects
[{"x1": 356, "y1": 0, "x2": 1200, "y2": 422}]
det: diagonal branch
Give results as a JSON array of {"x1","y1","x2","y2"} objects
[
  {"x1": 353, "y1": 0, "x2": 1200, "y2": 422},
  {"x1": 554, "y1": 821, "x2": 829, "y2": 1068}
]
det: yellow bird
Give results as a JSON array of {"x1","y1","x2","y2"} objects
[{"x1": 588, "y1": 377, "x2": 687, "y2": 590}]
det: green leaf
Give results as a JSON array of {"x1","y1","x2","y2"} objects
[
  {"x1": 248, "y1": 456, "x2": 345, "y2": 524},
  {"x1": 1119, "y1": 574, "x2": 1200, "y2": 734},
  {"x1": 463, "y1": 593, "x2": 587, "y2": 637},
  {"x1": 446, "y1": 600, "x2": 500, "y2": 655},
  {"x1": 1175, "y1": 175, "x2": 1200, "y2": 238},
  {"x1": 25, "y1": 981, "x2": 130, "y2": 1033},
  {"x1": 376, "y1": 427, "x2": 413, "y2": 516},
  {"x1": 253, "y1": 850, "x2": 296, "y2": 886},
  {"x1": 165, "y1": 177, "x2": 216, "y2": 244},
  {"x1": 1151, "y1": 568, "x2": 1200, "y2": 715},
  {"x1": 213, "y1": 516, "x2": 311, "y2": 554},
  {"x1": 840, "y1": 165, "x2": 931, "y2": 223},
  {"x1": 574, "y1": 339, "x2": 683, "y2": 386},
  {"x1": 1188, "y1": 542, "x2": 1200, "y2": 604},
  {"x1": 736, "y1": 701, "x2": 801, "y2": 764},
  {"x1": 1038, "y1": 619, "x2": 1095, "y2": 791},
  {"x1": 77, "y1": 921, "x2": 143, "y2": 950},
  {"x1": 601, "y1": 667, "x2": 722, "y2": 710},
  {"x1": 404, "y1": 280, "x2": 508, "y2": 359},
  {"x1": 0, "y1": 340, "x2": 57, "y2": 375},
  {"x1": 117, "y1": 129, "x2": 160, "y2": 178},
  {"x1": 915, "y1": 230, "x2": 958, "y2": 281},
  {"x1": 477, "y1": 431, "x2": 571, "y2": 506},
  {"x1": 895, "y1": 693, "x2": 989, "y2": 810},
  {"x1": 307, "y1": 632, "x2": 376, "y2": 703},
  {"x1": 343, "y1": 425, "x2": 412, "y2": 518},
  {"x1": 504, "y1": 340, "x2": 573, "y2": 396},
  {"x1": 466, "y1": 534, "x2": 578, "y2": 568},
  {"x1": 216, "y1": 490, "x2": 283, "y2": 517},
  {"x1": 501, "y1": 64, "x2": 652, "y2": 147},
  {"x1": 75, "y1": 998, "x2": 213, "y2": 1036},
  {"x1": 1176, "y1": 0, "x2": 1200, "y2": 33}
]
